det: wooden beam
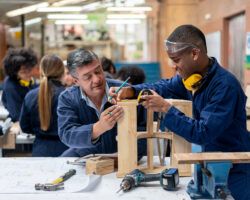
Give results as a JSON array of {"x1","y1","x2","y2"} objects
[
  {"x1": 169, "y1": 99, "x2": 192, "y2": 176},
  {"x1": 117, "y1": 100, "x2": 138, "y2": 177},
  {"x1": 147, "y1": 108, "x2": 154, "y2": 169},
  {"x1": 137, "y1": 132, "x2": 172, "y2": 139},
  {"x1": 175, "y1": 152, "x2": 250, "y2": 164},
  {"x1": 0, "y1": 122, "x2": 19, "y2": 149}
]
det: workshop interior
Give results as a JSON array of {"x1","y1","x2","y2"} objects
[{"x1": 0, "y1": 0, "x2": 250, "y2": 200}]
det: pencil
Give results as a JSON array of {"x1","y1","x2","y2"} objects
[{"x1": 108, "y1": 76, "x2": 130, "y2": 101}]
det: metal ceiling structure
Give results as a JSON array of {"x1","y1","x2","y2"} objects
[{"x1": 0, "y1": 0, "x2": 115, "y2": 25}]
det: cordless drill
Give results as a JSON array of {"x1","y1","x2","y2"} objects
[{"x1": 117, "y1": 168, "x2": 179, "y2": 193}]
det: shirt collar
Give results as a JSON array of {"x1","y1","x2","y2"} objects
[{"x1": 80, "y1": 83, "x2": 110, "y2": 117}]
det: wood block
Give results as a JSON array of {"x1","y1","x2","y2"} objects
[
  {"x1": 175, "y1": 152, "x2": 250, "y2": 164},
  {"x1": 85, "y1": 157, "x2": 114, "y2": 175},
  {"x1": 0, "y1": 132, "x2": 16, "y2": 149},
  {"x1": 0, "y1": 122, "x2": 19, "y2": 149}
]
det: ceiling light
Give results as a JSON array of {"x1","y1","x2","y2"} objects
[
  {"x1": 107, "y1": 14, "x2": 146, "y2": 19},
  {"x1": 47, "y1": 14, "x2": 87, "y2": 19},
  {"x1": 55, "y1": 20, "x2": 90, "y2": 25},
  {"x1": 25, "y1": 18, "x2": 42, "y2": 26},
  {"x1": 37, "y1": 7, "x2": 82, "y2": 12},
  {"x1": 107, "y1": 6, "x2": 152, "y2": 12},
  {"x1": 124, "y1": 0, "x2": 145, "y2": 6},
  {"x1": 81, "y1": 2, "x2": 101, "y2": 11},
  {"x1": 52, "y1": 0, "x2": 87, "y2": 6},
  {"x1": 114, "y1": 0, "x2": 145, "y2": 6},
  {"x1": 6, "y1": 2, "x2": 49, "y2": 17},
  {"x1": 106, "y1": 19, "x2": 141, "y2": 24}
]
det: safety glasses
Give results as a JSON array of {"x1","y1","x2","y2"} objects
[{"x1": 164, "y1": 40, "x2": 200, "y2": 54}]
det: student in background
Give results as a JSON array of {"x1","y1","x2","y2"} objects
[
  {"x1": 63, "y1": 65, "x2": 76, "y2": 87},
  {"x1": 116, "y1": 65, "x2": 146, "y2": 85},
  {"x1": 2, "y1": 48, "x2": 38, "y2": 122},
  {"x1": 101, "y1": 57, "x2": 116, "y2": 79},
  {"x1": 19, "y1": 55, "x2": 68, "y2": 157}
]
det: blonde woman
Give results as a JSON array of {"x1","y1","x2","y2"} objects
[{"x1": 20, "y1": 55, "x2": 68, "y2": 157}]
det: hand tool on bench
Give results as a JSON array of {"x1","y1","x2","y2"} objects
[
  {"x1": 67, "y1": 153, "x2": 118, "y2": 166},
  {"x1": 117, "y1": 168, "x2": 179, "y2": 193},
  {"x1": 35, "y1": 169, "x2": 76, "y2": 191},
  {"x1": 35, "y1": 183, "x2": 64, "y2": 191}
]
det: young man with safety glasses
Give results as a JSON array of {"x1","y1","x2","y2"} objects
[{"x1": 109, "y1": 24, "x2": 250, "y2": 200}]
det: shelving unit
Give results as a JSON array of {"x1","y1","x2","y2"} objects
[{"x1": 45, "y1": 40, "x2": 123, "y2": 61}]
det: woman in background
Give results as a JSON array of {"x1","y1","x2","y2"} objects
[
  {"x1": 19, "y1": 55, "x2": 68, "y2": 157},
  {"x1": 2, "y1": 48, "x2": 38, "y2": 122},
  {"x1": 62, "y1": 60, "x2": 75, "y2": 87},
  {"x1": 101, "y1": 56, "x2": 116, "y2": 79}
]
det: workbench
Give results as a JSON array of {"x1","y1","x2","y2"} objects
[{"x1": 0, "y1": 157, "x2": 194, "y2": 200}]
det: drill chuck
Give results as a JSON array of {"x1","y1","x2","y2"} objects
[{"x1": 120, "y1": 176, "x2": 135, "y2": 192}]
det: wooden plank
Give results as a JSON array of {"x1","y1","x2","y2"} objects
[
  {"x1": 175, "y1": 152, "x2": 250, "y2": 164},
  {"x1": 86, "y1": 157, "x2": 114, "y2": 175},
  {"x1": 0, "y1": 122, "x2": 19, "y2": 149},
  {"x1": 117, "y1": 100, "x2": 138, "y2": 177},
  {"x1": 168, "y1": 99, "x2": 192, "y2": 176},
  {"x1": 137, "y1": 132, "x2": 172, "y2": 139},
  {"x1": 147, "y1": 108, "x2": 154, "y2": 169}
]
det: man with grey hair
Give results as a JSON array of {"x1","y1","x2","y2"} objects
[
  {"x1": 57, "y1": 49, "x2": 124, "y2": 156},
  {"x1": 57, "y1": 49, "x2": 146, "y2": 158}
]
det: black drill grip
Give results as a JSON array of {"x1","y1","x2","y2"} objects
[{"x1": 143, "y1": 173, "x2": 161, "y2": 182}]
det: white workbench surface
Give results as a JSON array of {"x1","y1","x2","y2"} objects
[{"x1": 0, "y1": 157, "x2": 191, "y2": 200}]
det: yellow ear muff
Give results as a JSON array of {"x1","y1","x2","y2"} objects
[
  {"x1": 19, "y1": 78, "x2": 34, "y2": 87},
  {"x1": 182, "y1": 74, "x2": 202, "y2": 91}
]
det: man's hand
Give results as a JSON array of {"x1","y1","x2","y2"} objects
[
  {"x1": 92, "y1": 105, "x2": 124, "y2": 139},
  {"x1": 108, "y1": 86, "x2": 135, "y2": 104},
  {"x1": 140, "y1": 90, "x2": 172, "y2": 113}
]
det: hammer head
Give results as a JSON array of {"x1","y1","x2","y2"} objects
[{"x1": 35, "y1": 183, "x2": 64, "y2": 191}]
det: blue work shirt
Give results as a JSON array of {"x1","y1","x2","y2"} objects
[
  {"x1": 2, "y1": 76, "x2": 37, "y2": 122},
  {"x1": 133, "y1": 58, "x2": 250, "y2": 200},
  {"x1": 57, "y1": 79, "x2": 146, "y2": 157},
  {"x1": 19, "y1": 80, "x2": 68, "y2": 157}
]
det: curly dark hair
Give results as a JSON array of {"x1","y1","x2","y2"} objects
[
  {"x1": 116, "y1": 65, "x2": 146, "y2": 85},
  {"x1": 101, "y1": 57, "x2": 116, "y2": 74},
  {"x1": 3, "y1": 48, "x2": 38, "y2": 80}
]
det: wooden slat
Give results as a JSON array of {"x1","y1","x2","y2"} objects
[
  {"x1": 137, "y1": 132, "x2": 172, "y2": 139},
  {"x1": 147, "y1": 108, "x2": 154, "y2": 169},
  {"x1": 175, "y1": 152, "x2": 250, "y2": 164}
]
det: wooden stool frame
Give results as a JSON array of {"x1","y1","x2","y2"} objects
[{"x1": 116, "y1": 99, "x2": 192, "y2": 177}]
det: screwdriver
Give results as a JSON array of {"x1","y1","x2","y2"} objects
[{"x1": 51, "y1": 169, "x2": 76, "y2": 185}]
